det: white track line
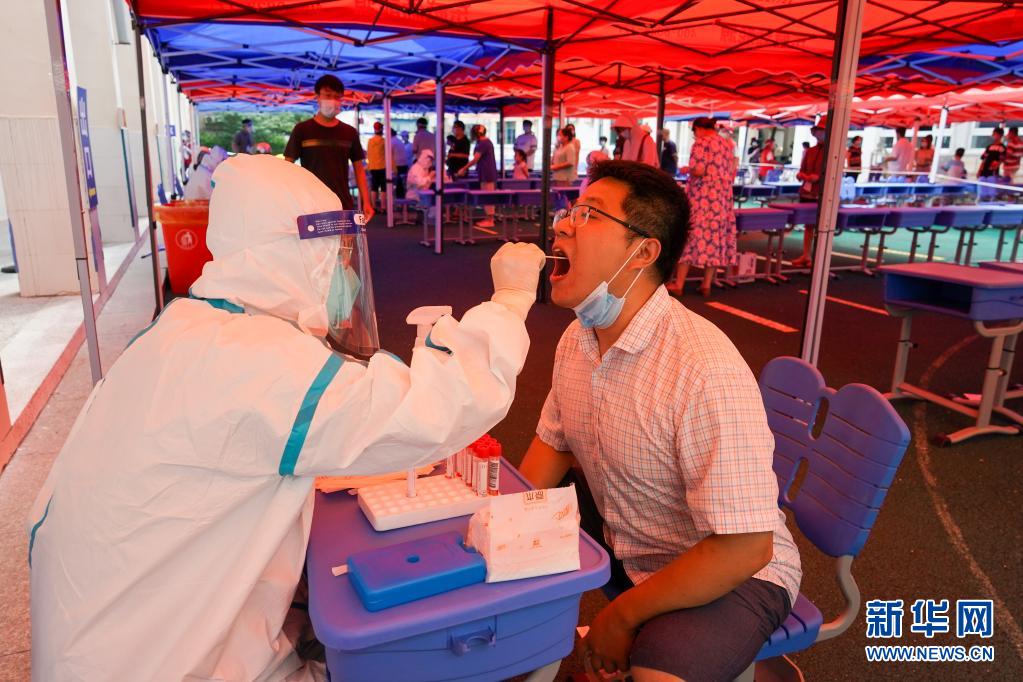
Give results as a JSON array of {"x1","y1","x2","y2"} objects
[
  {"x1": 704, "y1": 302, "x2": 799, "y2": 333},
  {"x1": 914, "y1": 334, "x2": 1023, "y2": 659},
  {"x1": 796, "y1": 290, "x2": 889, "y2": 316}
]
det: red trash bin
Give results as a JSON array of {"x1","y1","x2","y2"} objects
[{"x1": 153, "y1": 201, "x2": 213, "y2": 295}]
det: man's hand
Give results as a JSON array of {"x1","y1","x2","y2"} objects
[
  {"x1": 361, "y1": 203, "x2": 376, "y2": 224},
  {"x1": 581, "y1": 601, "x2": 637, "y2": 675}
]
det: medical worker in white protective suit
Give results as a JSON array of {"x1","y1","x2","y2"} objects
[{"x1": 28, "y1": 153, "x2": 545, "y2": 681}]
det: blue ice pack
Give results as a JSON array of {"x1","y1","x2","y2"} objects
[{"x1": 346, "y1": 532, "x2": 486, "y2": 612}]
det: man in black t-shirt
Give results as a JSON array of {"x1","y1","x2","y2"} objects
[
  {"x1": 284, "y1": 75, "x2": 373, "y2": 219},
  {"x1": 447, "y1": 120, "x2": 471, "y2": 178},
  {"x1": 978, "y1": 127, "x2": 1006, "y2": 179},
  {"x1": 232, "y1": 120, "x2": 254, "y2": 154}
]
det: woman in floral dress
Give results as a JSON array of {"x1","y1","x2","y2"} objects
[{"x1": 668, "y1": 117, "x2": 737, "y2": 296}]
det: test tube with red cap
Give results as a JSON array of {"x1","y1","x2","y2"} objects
[
  {"x1": 474, "y1": 443, "x2": 490, "y2": 497},
  {"x1": 464, "y1": 441, "x2": 477, "y2": 489},
  {"x1": 487, "y1": 441, "x2": 502, "y2": 496}
]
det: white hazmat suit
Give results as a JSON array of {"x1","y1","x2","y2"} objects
[
  {"x1": 29, "y1": 154, "x2": 545, "y2": 681},
  {"x1": 612, "y1": 113, "x2": 658, "y2": 168}
]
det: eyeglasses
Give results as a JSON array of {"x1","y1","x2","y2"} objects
[{"x1": 552, "y1": 204, "x2": 651, "y2": 239}]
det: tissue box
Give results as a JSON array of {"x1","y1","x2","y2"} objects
[{"x1": 467, "y1": 486, "x2": 581, "y2": 583}]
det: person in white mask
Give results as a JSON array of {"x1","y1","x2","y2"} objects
[
  {"x1": 406, "y1": 148, "x2": 436, "y2": 200},
  {"x1": 28, "y1": 154, "x2": 546, "y2": 681},
  {"x1": 612, "y1": 113, "x2": 658, "y2": 168},
  {"x1": 521, "y1": 160, "x2": 800, "y2": 682},
  {"x1": 284, "y1": 75, "x2": 374, "y2": 222},
  {"x1": 183, "y1": 145, "x2": 228, "y2": 201}
]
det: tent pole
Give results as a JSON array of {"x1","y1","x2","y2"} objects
[
  {"x1": 43, "y1": 0, "x2": 103, "y2": 384},
  {"x1": 383, "y1": 94, "x2": 394, "y2": 228},
  {"x1": 800, "y1": 0, "x2": 866, "y2": 366},
  {"x1": 738, "y1": 124, "x2": 750, "y2": 173},
  {"x1": 539, "y1": 8, "x2": 555, "y2": 303},
  {"x1": 133, "y1": 18, "x2": 164, "y2": 313},
  {"x1": 193, "y1": 103, "x2": 200, "y2": 146},
  {"x1": 498, "y1": 105, "x2": 505, "y2": 176},
  {"x1": 434, "y1": 65, "x2": 445, "y2": 255},
  {"x1": 656, "y1": 73, "x2": 666, "y2": 159},
  {"x1": 930, "y1": 105, "x2": 948, "y2": 182},
  {"x1": 160, "y1": 67, "x2": 176, "y2": 193}
]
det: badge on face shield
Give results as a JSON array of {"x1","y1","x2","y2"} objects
[{"x1": 297, "y1": 210, "x2": 367, "y2": 239}]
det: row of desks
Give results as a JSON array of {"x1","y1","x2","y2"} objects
[
  {"x1": 734, "y1": 203, "x2": 1023, "y2": 279},
  {"x1": 412, "y1": 187, "x2": 581, "y2": 245},
  {"x1": 733, "y1": 181, "x2": 975, "y2": 204}
]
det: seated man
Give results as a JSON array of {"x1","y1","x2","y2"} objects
[{"x1": 521, "y1": 160, "x2": 801, "y2": 682}]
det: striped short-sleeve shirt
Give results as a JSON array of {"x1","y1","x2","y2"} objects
[{"x1": 537, "y1": 285, "x2": 801, "y2": 603}]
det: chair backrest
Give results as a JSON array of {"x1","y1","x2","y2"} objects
[{"x1": 759, "y1": 357, "x2": 910, "y2": 558}]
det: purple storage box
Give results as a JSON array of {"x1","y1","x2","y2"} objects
[{"x1": 306, "y1": 462, "x2": 610, "y2": 682}]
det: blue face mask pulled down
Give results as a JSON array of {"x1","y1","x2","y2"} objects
[
  {"x1": 572, "y1": 241, "x2": 647, "y2": 330},
  {"x1": 326, "y1": 263, "x2": 362, "y2": 331}
]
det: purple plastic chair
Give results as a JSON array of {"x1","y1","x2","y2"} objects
[{"x1": 737, "y1": 357, "x2": 911, "y2": 681}]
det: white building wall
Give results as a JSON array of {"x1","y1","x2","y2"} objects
[{"x1": 0, "y1": 1, "x2": 81, "y2": 295}]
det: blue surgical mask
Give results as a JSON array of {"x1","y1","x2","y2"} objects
[
  {"x1": 572, "y1": 241, "x2": 647, "y2": 330},
  {"x1": 327, "y1": 262, "x2": 362, "y2": 331}
]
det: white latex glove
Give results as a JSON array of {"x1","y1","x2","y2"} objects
[{"x1": 490, "y1": 242, "x2": 546, "y2": 321}]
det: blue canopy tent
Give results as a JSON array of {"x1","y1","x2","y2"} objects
[
  {"x1": 860, "y1": 40, "x2": 1023, "y2": 88},
  {"x1": 146, "y1": 23, "x2": 529, "y2": 107},
  {"x1": 130, "y1": 20, "x2": 537, "y2": 292}
]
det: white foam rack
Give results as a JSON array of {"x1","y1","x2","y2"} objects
[{"x1": 357, "y1": 475, "x2": 489, "y2": 531}]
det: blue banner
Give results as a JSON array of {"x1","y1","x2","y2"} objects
[{"x1": 76, "y1": 87, "x2": 98, "y2": 210}]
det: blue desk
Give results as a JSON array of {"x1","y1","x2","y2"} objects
[
  {"x1": 735, "y1": 208, "x2": 794, "y2": 284},
  {"x1": 461, "y1": 190, "x2": 519, "y2": 243},
  {"x1": 765, "y1": 181, "x2": 802, "y2": 195},
  {"x1": 415, "y1": 189, "x2": 468, "y2": 248},
  {"x1": 882, "y1": 262, "x2": 1023, "y2": 444},
  {"x1": 836, "y1": 207, "x2": 892, "y2": 274},
  {"x1": 497, "y1": 179, "x2": 535, "y2": 191},
  {"x1": 768, "y1": 202, "x2": 818, "y2": 226},
  {"x1": 307, "y1": 464, "x2": 610, "y2": 682},
  {"x1": 981, "y1": 205, "x2": 1023, "y2": 262},
  {"x1": 935, "y1": 207, "x2": 990, "y2": 265},
  {"x1": 884, "y1": 207, "x2": 941, "y2": 263},
  {"x1": 736, "y1": 184, "x2": 777, "y2": 206}
]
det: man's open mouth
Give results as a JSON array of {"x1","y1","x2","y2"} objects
[{"x1": 550, "y1": 247, "x2": 571, "y2": 280}]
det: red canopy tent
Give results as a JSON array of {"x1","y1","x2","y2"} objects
[
  {"x1": 397, "y1": 53, "x2": 1023, "y2": 118},
  {"x1": 132, "y1": 2, "x2": 1023, "y2": 76}
]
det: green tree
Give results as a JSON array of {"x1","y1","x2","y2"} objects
[{"x1": 197, "y1": 111, "x2": 310, "y2": 156}]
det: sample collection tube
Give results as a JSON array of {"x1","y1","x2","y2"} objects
[
  {"x1": 487, "y1": 442, "x2": 501, "y2": 496},
  {"x1": 448, "y1": 436, "x2": 504, "y2": 497}
]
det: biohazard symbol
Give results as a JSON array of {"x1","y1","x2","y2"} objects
[{"x1": 176, "y1": 229, "x2": 198, "y2": 251}]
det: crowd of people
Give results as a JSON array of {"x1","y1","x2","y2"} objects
[{"x1": 184, "y1": 77, "x2": 1019, "y2": 301}]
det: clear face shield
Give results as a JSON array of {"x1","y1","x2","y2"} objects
[{"x1": 298, "y1": 210, "x2": 380, "y2": 358}]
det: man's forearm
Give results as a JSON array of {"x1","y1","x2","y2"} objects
[
  {"x1": 353, "y1": 163, "x2": 370, "y2": 209},
  {"x1": 519, "y1": 435, "x2": 574, "y2": 489},
  {"x1": 612, "y1": 532, "x2": 773, "y2": 630}
]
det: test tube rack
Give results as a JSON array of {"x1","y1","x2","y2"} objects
[{"x1": 357, "y1": 475, "x2": 489, "y2": 531}]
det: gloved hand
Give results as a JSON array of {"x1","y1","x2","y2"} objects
[{"x1": 490, "y1": 242, "x2": 546, "y2": 321}]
